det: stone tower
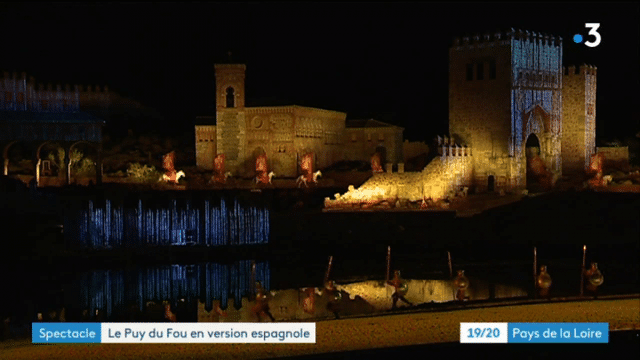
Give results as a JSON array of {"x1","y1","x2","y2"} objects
[
  {"x1": 561, "y1": 64, "x2": 597, "y2": 174},
  {"x1": 449, "y1": 29, "x2": 563, "y2": 192},
  {"x1": 215, "y1": 64, "x2": 247, "y2": 171}
]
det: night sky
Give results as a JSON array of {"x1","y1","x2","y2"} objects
[{"x1": 0, "y1": 2, "x2": 638, "y2": 142}]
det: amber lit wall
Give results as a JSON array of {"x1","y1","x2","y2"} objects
[
  {"x1": 449, "y1": 33, "x2": 513, "y2": 191},
  {"x1": 562, "y1": 65, "x2": 597, "y2": 174},
  {"x1": 343, "y1": 126, "x2": 404, "y2": 164}
]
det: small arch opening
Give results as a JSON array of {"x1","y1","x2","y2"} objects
[{"x1": 226, "y1": 87, "x2": 235, "y2": 108}]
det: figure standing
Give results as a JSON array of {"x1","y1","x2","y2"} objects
[
  {"x1": 251, "y1": 282, "x2": 275, "y2": 322},
  {"x1": 453, "y1": 270, "x2": 470, "y2": 302},
  {"x1": 324, "y1": 280, "x2": 341, "y2": 319},
  {"x1": 388, "y1": 270, "x2": 413, "y2": 309},
  {"x1": 584, "y1": 262, "x2": 604, "y2": 299},
  {"x1": 536, "y1": 265, "x2": 552, "y2": 300}
]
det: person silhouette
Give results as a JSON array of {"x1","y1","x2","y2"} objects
[
  {"x1": 252, "y1": 282, "x2": 275, "y2": 322},
  {"x1": 324, "y1": 281, "x2": 341, "y2": 319},
  {"x1": 387, "y1": 270, "x2": 413, "y2": 309}
]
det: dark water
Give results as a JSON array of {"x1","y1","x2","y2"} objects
[{"x1": 1, "y1": 188, "x2": 638, "y2": 336}]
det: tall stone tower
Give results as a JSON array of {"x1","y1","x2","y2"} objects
[
  {"x1": 561, "y1": 64, "x2": 597, "y2": 174},
  {"x1": 215, "y1": 64, "x2": 247, "y2": 172},
  {"x1": 449, "y1": 29, "x2": 563, "y2": 192}
]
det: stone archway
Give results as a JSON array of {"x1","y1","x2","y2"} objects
[
  {"x1": 525, "y1": 133, "x2": 543, "y2": 193},
  {"x1": 3, "y1": 140, "x2": 21, "y2": 176},
  {"x1": 487, "y1": 175, "x2": 495, "y2": 192},
  {"x1": 375, "y1": 145, "x2": 387, "y2": 167},
  {"x1": 35, "y1": 141, "x2": 65, "y2": 186}
]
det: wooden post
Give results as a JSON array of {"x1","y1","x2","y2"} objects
[
  {"x1": 533, "y1": 247, "x2": 537, "y2": 298},
  {"x1": 250, "y1": 261, "x2": 256, "y2": 300},
  {"x1": 386, "y1": 246, "x2": 391, "y2": 282},
  {"x1": 580, "y1": 245, "x2": 586, "y2": 296},
  {"x1": 447, "y1": 251, "x2": 453, "y2": 278}
]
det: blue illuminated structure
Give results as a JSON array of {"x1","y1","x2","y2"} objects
[
  {"x1": 64, "y1": 193, "x2": 270, "y2": 248},
  {"x1": 70, "y1": 261, "x2": 270, "y2": 318}
]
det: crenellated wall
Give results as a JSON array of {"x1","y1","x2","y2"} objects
[
  {"x1": 1, "y1": 71, "x2": 81, "y2": 112},
  {"x1": 326, "y1": 141, "x2": 473, "y2": 206}
]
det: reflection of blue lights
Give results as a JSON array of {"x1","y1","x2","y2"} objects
[
  {"x1": 72, "y1": 262, "x2": 270, "y2": 319},
  {"x1": 68, "y1": 195, "x2": 270, "y2": 248}
]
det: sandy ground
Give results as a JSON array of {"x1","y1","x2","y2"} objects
[{"x1": 2, "y1": 298, "x2": 638, "y2": 360}]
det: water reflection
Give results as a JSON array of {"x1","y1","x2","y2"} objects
[
  {"x1": 64, "y1": 195, "x2": 270, "y2": 248},
  {"x1": 62, "y1": 261, "x2": 270, "y2": 321}
]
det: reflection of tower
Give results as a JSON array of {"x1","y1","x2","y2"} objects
[{"x1": 215, "y1": 63, "x2": 247, "y2": 171}]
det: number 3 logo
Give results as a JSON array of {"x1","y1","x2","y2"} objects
[{"x1": 584, "y1": 23, "x2": 601, "y2": 47}]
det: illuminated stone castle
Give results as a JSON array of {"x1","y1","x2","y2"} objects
[
  {"x1": 195, "y1": 64, "x2": 404, "y2": 177},
  {"x1": 449, "y1": 29, "x2": 596, "y2": 192},
  {"x1": 327, "y1": 29, "x2": 599, "y2": 206}
]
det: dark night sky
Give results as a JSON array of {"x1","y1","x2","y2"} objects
[{"x1": 0, "y1": 2, "x2": 638, "y2": 141}]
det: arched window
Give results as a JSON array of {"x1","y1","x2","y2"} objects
[{"x1": 226, "y1": 87, "x2": 235, "y2": 108}]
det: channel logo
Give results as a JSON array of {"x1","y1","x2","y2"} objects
[{"x1": 573, "y1": 23, "x2": 601, "y2": 47}]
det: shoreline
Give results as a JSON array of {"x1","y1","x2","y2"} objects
[{"x1": 1, "y1": 298, "x2": 638, "y2": 359}]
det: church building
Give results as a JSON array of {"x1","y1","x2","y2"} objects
[{"x1": 195, "y1": 64, "x2": 404, "y2": 177}]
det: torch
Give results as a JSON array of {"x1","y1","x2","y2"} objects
[{"x1": 324, "y1": 256, "x2": 333, "y2": 285}]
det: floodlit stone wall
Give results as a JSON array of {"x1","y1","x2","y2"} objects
[
  {"x1": 195, "y1": 125, "x2": 216, "y2": 169},
  {"x1": 327, "y1": 146, "x2": 473, "y2": 206},
  {"x1": 562, "y1": 65, "x2": 597, "y2": 173},
  {"x1": 597, "y1": 146, "x2": 630, "y2": 171}
]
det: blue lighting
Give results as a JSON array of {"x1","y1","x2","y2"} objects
[
  {"x1": 67, "y1": 194, "x2": 270, "y2": 248},
  {"x1": 70, "y1": 261, "x2": 271, "y2": 319}
]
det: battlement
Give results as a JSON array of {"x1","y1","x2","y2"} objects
[
  {"x1": 452, "y1": 28, "x2": 562, "y2": 48},
  {"x1": 1, "y1": 71, "x2": 80, "y2": 112},
  {"x1": 563, "y1": 64, "x2": 598, "y2": 76},
  {"x1": 0, "y1": 71, "x2": 115, "y2": 112},
  {"x1": 435, "y1": 135, "x2": 471, "y2": 157}
]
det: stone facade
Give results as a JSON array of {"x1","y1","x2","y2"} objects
[
  {"x1": 596, "y1": 146, "x2": 629, "y2": 171},
  {"x1": 449, "y1": 29, "x2": 598, "y2": 193},
  {"x1": 326, "y1": 143, "x2": 472, "y2": 207},
  {"x1": 343, "y1": 119, "x2": 404, "y2": 165},
  {"x1": 196, "y1": 65, "x2": 404, "y2": 177},
  {"x1": 562, "y1": 65, "x2": 597, "y2": 174}
]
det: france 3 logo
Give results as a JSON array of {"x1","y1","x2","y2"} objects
[{"x1": 573, "y1": 23, "x2": 601, "y2": 48}]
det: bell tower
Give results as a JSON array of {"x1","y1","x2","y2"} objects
[
  {"x1": 215, "y1": 56, "x2": 247, "y2": 173},
  {"x1": 215, "y1": 62, "x2": 246, "y2": 110}
]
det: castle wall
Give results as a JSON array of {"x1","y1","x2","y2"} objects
[
  {"x1": 1, "y1": 72, "x2": 81, "y2": 112},
  {"x1": 449, "y1": 30, "x2": 563, "y2": 192},
  {"x1": 562, "y1": 65, "x2": 597, "y2": 174},
  {"x1": 343, "y1": 126, "x2": 403, "y2": 164},
  {"x1": 329, "y1": 146, "x2": 472, "y2": 204},
  {"x1": 596, "y1": 146, "x2": 629, "y2": 171},
  {"x1": 449, "y1": 32, "x2": 516, "y2": 191},
  {"x1": 195, "y1": 125, "x2": 216, "y2": 169}
]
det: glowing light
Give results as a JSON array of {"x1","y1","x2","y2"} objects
[{"x1": 67, "y1": 195, "x2": 270, "y2": 248}]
